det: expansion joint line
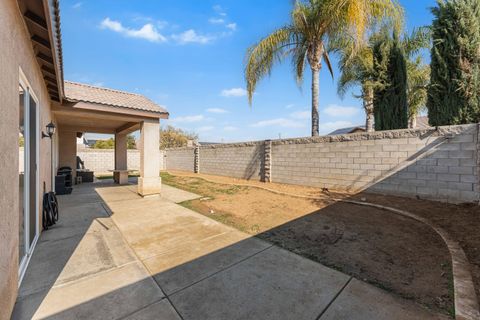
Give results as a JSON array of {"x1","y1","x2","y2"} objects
[{"x1": 315, "y1": 276, "x2": 353, "y2": 319}]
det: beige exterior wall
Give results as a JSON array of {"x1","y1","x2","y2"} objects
[
  {"x1": 0, "y1": 1, "x2": 55, "y2": 318},
  {"x1": 58, "y1": 129, "x2": 77, "y2": 176},
  {"x1": 165, "y1": 124, "x2": 479, "y2": 204}
]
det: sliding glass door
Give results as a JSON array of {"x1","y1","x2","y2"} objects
[
  {"x1": 18, "y1": 74, "x2": 39, "y2": 282},
  {"x1": 19, "y1": 84, "x2": 26, "y2": 270}
]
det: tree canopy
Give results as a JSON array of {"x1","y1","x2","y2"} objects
[
  {"x1": 92, "y1": 134, "x2": 137, "y2": 149},
  {"x1": 245, "y1": 0, "x2": 402, "y2": 136},
  {"x1": 160, "y1": 126, "x2": 198, "y2": 149},
  {"x1": 427, "y1": 0, "x2": 480, "y2": 126}
]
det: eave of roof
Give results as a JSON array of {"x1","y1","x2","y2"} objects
[
  {"x1": 64, "y1": 81, "x2": 169, "y2": 116},
  {"x1": 18, "y1": 0, "x2": 64, "y2": 101}
]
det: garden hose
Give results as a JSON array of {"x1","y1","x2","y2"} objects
[{"x1": 42, "y1": 191, "x2": 59, "y2": 230}]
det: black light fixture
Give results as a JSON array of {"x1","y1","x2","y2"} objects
[{"x1": 42, "y1": 122, "x2": 56, "y2": 139}]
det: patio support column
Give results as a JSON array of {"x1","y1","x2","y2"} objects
[
  {"x1": 114, "y1": 133, "x2": 127, "y2": 170},
  {"x1": 138, "y1": 119, "x2": 161, "y2": 196}
]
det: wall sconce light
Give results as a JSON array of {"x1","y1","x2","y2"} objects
[{"x1": 42, "y1": 122, "x2": 56, "y2": 139}]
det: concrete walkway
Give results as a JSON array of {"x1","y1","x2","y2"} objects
[{"x1": 12, "y1": 180, "x2": 448, "y2": 320}]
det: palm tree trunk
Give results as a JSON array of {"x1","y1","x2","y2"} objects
[
  {"x1": 311, "y1": 68, "x2": 320, "y2": 136},
  {"x1": 408, "y1": 114, "x2": 417, "y2": 128},
  {"x1": 364, "y1": 87, "x2": 374, "y2": 132}
]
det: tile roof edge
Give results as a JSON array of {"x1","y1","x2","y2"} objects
[
  {"x1": 63, "y1": 97, "x2": 169, "y2": 114},
  {"x1": 64, "y1": 80, "x2": 145, "y2": 97}
]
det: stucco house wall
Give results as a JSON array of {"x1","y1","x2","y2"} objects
[{"x1": 0, "y1": 0, "x2": 55, "y2": 318}]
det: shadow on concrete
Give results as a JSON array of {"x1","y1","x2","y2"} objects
[{"x1": 12, "y1": 179, "x2": 452, "y2": 320}]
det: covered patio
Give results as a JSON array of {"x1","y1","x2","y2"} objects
[{"x1": 54, "y1": 81, "x2": 169, "y2": 196}]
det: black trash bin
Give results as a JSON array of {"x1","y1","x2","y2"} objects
[{"x1": 56, "y1": 167, "x2": 73, "y2": 195}]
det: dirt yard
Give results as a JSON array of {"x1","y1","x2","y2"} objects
[{"x1": 160, "y1": 171, "x2": 472, "y2": 316}]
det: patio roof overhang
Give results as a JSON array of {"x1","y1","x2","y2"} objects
[
  {"x1": 17, "y1": 0, "x2": 64, "y2": 102},
  {"x1": 54, "y1": 81, "x2": 169, "y2": 134},
  {"x1": 53, "y1": 100, "x2": 168, "y2": 135}
]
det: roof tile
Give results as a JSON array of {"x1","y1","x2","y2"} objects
[{"x1": 64, "y1": 81, "x2": 168, "y2": 115}]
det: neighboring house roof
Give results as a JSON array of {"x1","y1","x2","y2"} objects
[
  {"x1": 328, "y1": 126, "x2": 366, "y2": 135},
  {"x1": 64, "y1": 81, "x2": 168, "y2": 115}
]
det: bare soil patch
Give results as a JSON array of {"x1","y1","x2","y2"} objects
[{"x1": 161, "y1": 171, "x2": 460, "y2": 316}]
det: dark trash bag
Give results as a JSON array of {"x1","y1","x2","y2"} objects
[{"x1": 42, "y1": 191, "x2": 59, "y2": 230}]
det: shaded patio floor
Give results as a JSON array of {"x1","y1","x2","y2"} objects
[{"x1": 12, "y1": 179, "x2": 448, "y2": 319}]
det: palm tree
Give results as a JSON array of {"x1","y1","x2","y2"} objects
[
  {"x1": 245, "y1": 0, "x2": 402, "y2": 136},
  {"x1": 336, "y1": 40, "x2": 376, "y2": 131},
  {"x1": 335, "y1": 26, "x2": 430, "y2": 131}
]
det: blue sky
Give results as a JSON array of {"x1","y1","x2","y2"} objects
[{"x1": 62, "y1": 0, "x2": 436, "y2": 142}]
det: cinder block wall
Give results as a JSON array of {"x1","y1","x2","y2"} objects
[
  {"x1": 200, "y1": 143, "x2": 264, "y2": 180},
  {"x1": 164, "y1": 124, "x2": 479, "y2": 204},
  {"x1": 76, "y1": 149, "x2": 141, "y2": 173},
  {"x1": 164, "y1": 147, "x2": 195, "y2": 172},
  {"x1": 272, "y1": 124, "x2": 478, "y2": 203}
]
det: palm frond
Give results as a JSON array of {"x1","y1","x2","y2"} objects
[
  {"x1": 322, "y1": 46, "x2": 334, "y2": 79},
  {"x1": 402, "y1": 26, "x2": 431, "y2": 57},
  {"x1": 292, "y1": 42, "x2": 309, "y2": 87},
  {"x1": 245, "y1": 27, "x2": 299, "y2": 104}
]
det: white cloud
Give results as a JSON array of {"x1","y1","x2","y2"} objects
[
  {"x1": 324, "y1": 104, "x2": 359, "y2": 117},
  {"x1": 172, "y1": 29, "x2": 212, "y2": 44},
  {"x1": 224, "y1": 126, "x2": 237, "y2": 131},
  {"x1": 226, "y1": 23, "x2": 237, "y2": 31},
  {"x1": 100, "y1": 18, "x2": 167, "y2": 43},
  {"x1": 197, "y1": 126, "x2": 214, "y2": 132},
  {"x1": 213, "y1": 5, "x2": 227, "y2": 16},
  {"x1": 251, "y1": 118, "x2": 305, "y2": 128},
  {"x1": 209, "y1": 18, "x2": 225, "y2": 24},
  {"x1": 72, "y1": 2, "x2": 82, "y2": 9},
  {"x1": 206, "y1": 108, "x2": 228, "y2": 114},
  {"x1": 290, "y1": 110, "x2": 310, "y2": 120},
  {"x1": 170, "y1": 115, "x2": 204, "y2": 123},
  {"x1": 221, "y1": 88, "x2": 247, "y2": 97},
  {"x1": 285, "y1": 104, "x2": 295, "y2": 109}
]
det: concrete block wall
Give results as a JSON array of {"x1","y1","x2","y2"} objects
[
  {"x1": 164, "y1": 147, "x2": 195, "y2": 172},
  {"x1": 164, "y1": 124, "x2": 479, "y2": 204},
  {"x1": 76, "y1": 149, "x2": 141, "y2": 173},
  {"x1": 271, "y1": 124, "x2": 478, "y2": 203},
  {"x1": 199, "y1": 143, "x2": 264, "y2": 180}
]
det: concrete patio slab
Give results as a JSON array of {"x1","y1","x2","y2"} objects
[
  {"x1": 95, "y1": 185, "x2": 140, "y2": 203},
  {"x1": 56, "y1": 192, "x2": 103, "y2": 208},
  {"x1": 18, "y1": 220, "x2": 136, "y2": 298},
  {"x1": 14, "y1": 181, "x2": 449, "y2": 320},
  {"x1": 319, "y1": 278, "x2": 450, "y2": 320},
  {"x1": 123, "y1": 299, "x2": 181, "y2": 320},
  {"x1": 38, "y1": 202, "x2": 109, "y2": 242},
  {"x1": 149, "y1": 236, "x2": 272, "y2": 295},
  {"x1": 170, "y1": 245, "x2": 350, "y2": 320},
  {"x1": 14, "y1": 262, "x2": 164, "y2": 320},
  {"x1": 160, "y1": 184, "x2": 201, "y2": 203}
]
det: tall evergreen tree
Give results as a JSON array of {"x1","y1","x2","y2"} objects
[
  {"x1": 373, "y1": 32, "x2": 408, "y2": 130},
  {"x1": 427, "y1": 0, "x2": 480, "y2": 126},
  {"x1": 334, "y1": 26, "x2": 428, "y2": 131}
]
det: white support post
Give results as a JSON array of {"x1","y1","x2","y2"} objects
[{"x1": 138, "y1": 120, "x2": 161, "y2": 196}]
